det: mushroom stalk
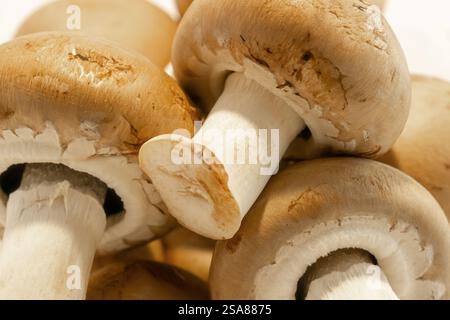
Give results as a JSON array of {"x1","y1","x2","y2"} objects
[
  {"x1": 0, "y1": 164, "x2": 107, "y2": 300},
  {"x1": 302, "y1": 249, "x2": 398, "y2": 300},
  {"x1": 142, "y1": 72, "x2": 306, "y2": 238},
  {"x1": 193, "y1": 73, "x2": 305, "y2": 216}
]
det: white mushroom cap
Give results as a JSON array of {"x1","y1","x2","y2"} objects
[
  {"x1": 0, "y1": 32, "x2": 199, "y2": 254},
  {"x1": 210, "y1": 158, "x2": 450, "y2": 300},
  {"x1": 15, "y1": 0, "x2": 177, "y2": 68},
  {"x1": 87, "y1": 260, "x2": 209, "y2": 300},
  {"x1": 379, "y1": 75, "x2": 450, "y2": 221}
]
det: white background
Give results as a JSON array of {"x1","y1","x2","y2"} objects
[{"x1": 0, "y1": 0, "x2": 449, "y2": 81}]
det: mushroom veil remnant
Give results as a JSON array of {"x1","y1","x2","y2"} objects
[
  {"x1": 0, "y1": 32, "x2": 199, "y2": 299},
  {"x1": 139, "y1": 0, "x2": 411, "y2": 239},
  {"x1": 210, "y1": 158, "x2": 450, "y2": 300}
]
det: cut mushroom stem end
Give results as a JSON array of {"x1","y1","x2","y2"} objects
[
  {"x1": 140, "y1": 72, "x2": 305, "y2": 239},
  {"x1": 300, "y1": 249, "x2": 398, "y2": 300},
  {"x1": 0, "y1": 164, "x2": 107, "y2": 299}
]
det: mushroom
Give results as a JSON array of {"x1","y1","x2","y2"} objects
[
  {"x1": 139, "y1": 0, "x2": 411, "y2": 239},
  {"x1": 0, "y1": 32, "x2": 199, "y2": 299},
  {"x1": 92, "y1": 240, "x2": 166, "y2": 271},
  {"x1": 163, "y1": 227, "x2": 215, "y2": 282},
  {"x1": 210, "y1": 158, "x2": 450, "y2": 300},
  {"x1": 15, "y1": 0, "x2": 177, "y2": 68},
  {"x1": 176, "y1": 0, "x2": 193, "y2": 16},
  {"x1": 87, "y1": 260, "x2": 209, "y2": 300},
  {"x1": 379, "y1": 75, "x2": 450, "y2": 221}
]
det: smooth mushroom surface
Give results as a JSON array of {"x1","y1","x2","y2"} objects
[
  {"x1": 163, "y1": 227, "x2": 215, "y2": 282},
  {"x1": 379, "y1": 75, "x2": 450, "y2": 221},
  {"x1": 0, "y1": 32, "x2": 199, "y2": 299},
  {"x1": 15, "y1": 0, "x2": 177, "y2": 68},
  {"x1": 87, "y1": 260, "x2": 209, "y2": 300},
  {"x1": 210, "y1": 158, "x2": 450, "y2": 300},
  {"x1": 139, "y1": 0, "x2": 411, "y2": 240}
]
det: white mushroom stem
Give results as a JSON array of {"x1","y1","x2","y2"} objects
[
  {"x1": 0, "y1": 164, "x2": 107, "y2": 300},
  {"x1": 193, "y1": 73, "x2": 305, "y2": 216},
  {"x1": 303, "y1": 249, "x2": 399, "y2": 300},
  {"x1": 142, "y1": 72, "x2": 307, "y2": 238}
]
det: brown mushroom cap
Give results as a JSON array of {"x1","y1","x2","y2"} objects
[
  {"x1": 87, "y1": 260, "x2": 209, "y2": 300},
  {"x1": 379, "y1": 75, "x2": 450, "y2": 221},
  {"x1": 210, "y1": 158, "x2": 450, "y2": 299},
  {"x1": 174, "y1": 0, "x2": 411, "y2": 159},
  {"x1": 0, "y1": 32, "x2": 199, "y2": 253},
  {"x1": 16, "y1": 0, "x2": 177, "y2": 68}
]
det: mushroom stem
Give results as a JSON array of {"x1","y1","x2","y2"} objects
[
  {"x1": 194, "y1": 73, "x2": 305, "y2": 215},
  {"x1": 302, "y1": 249, "x2": 398, "y2": 300},
  {"x1": 141, "y1": 72, "x2": 305, "y2": 238},
  {"x1": 0, "y1": 164, "x2": 107, "y2": 300}
]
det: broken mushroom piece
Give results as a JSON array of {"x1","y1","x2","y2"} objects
[
  {"x1": 163, "y1": 227, "x2": 215, "y2": 282},
  {"x1": 0, "y1": 32, "x2": 198, "y2": 299},
  {"x1": 210, "y1": 158, "x2": 450, "y2": 300},
  {"x1": 379, "y1": 76, "x2": 450, "y2": 221},
  {"x1": 87, "y1": 260, "x2": 209, "y2": 300},
  {"x1": 15, "y1": 0, "x2": 177, "y2": 68},
  {"x1": 139, "y1": 0, "x2": 411, "y2": 239}
]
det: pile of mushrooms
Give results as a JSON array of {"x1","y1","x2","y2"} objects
[
  {"x1": 0, "y1": 0, "x2": 448, "y2": 301},
  {"x1": 140, "y1": 0, "x2": 410, "y2": 239}
]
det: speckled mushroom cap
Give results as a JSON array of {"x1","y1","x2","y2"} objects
[
  {"x1": 16, "y1": 0, "x2": 177, "y2": 68},
  {"x1": 0, "y1": 32, "x2": 199, "y2": 254},
  {"x1": 379, "y1": 75, "x2": 450, "y2": 221},
  {"x1": 210, "y1": 158, "x2": 450, "y2": 300},
  {"x1": 87, "y1": 260, "x2": 209, "y2": 300},
  {"x1": 173, "y1": 0, "x2": 411, "y2": 158}
]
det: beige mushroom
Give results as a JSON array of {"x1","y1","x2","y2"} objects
[
  {"x1": 92, "y1": 240, "x2": 166, "y2": 272},
  {"x1": 15, "y1": 0, "x2": 177, "y2": 68},
  {"x1": 0, "y1": 32, "x2": 199, "y2": 299},
  {"x1": 139, "y1": 0, "x2": 411, "y2": 240},
  {"x1": 176, "y1": 0, "x2": 193, "y2": 16},
  {"x1": 88, "y1": 260, "x2": 209, "y2": 300},
  {"x1": 163, "y1": 228, "x2": 215, "y2": 282},
  {"x1": 379, "y1": 75, "x2": 450, "y2": 221},
  {"x1": 210, "y1": 158, "x2": 450, "y2": 300}
]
